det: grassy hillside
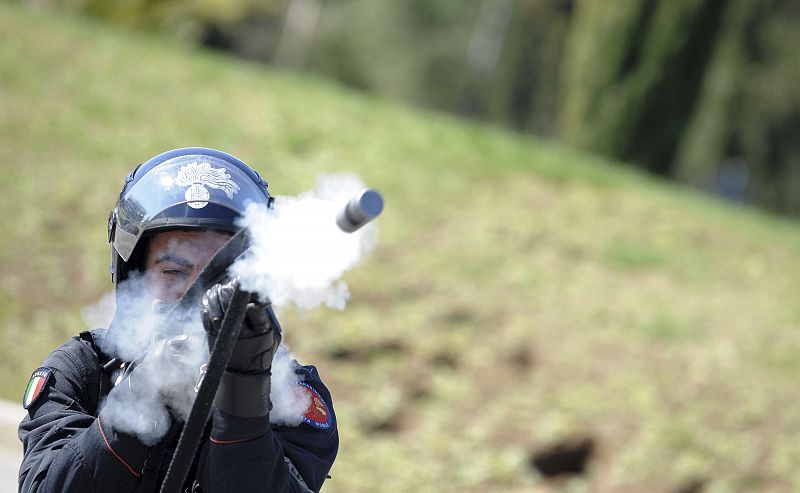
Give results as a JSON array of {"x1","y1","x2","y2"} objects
[{"x1": 3, "y1": 3, "x2": 800, "y2": 492}]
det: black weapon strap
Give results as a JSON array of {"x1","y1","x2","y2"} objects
[
  {"x1": 159, "y1": 228, "x2": 252, "y2": 493},
  {"x1": 179, "y1": 420, "x2": 212, "y2": 492}
]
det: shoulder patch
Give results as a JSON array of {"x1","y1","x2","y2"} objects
[
  {"x1": 23, "y1": 367, "x2": 54, "y2": 409},
  {"x1": 298, "y1": 382, "x2": 333, "y2": 430}
]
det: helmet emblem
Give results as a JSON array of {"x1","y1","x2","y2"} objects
[{"x1": 175, "y1": 161, "x2": 241, "y2": 209}]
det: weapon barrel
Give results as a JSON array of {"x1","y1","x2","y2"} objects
[{"x1": 336, "y1": 188, "x2": 384, "y2": 233}]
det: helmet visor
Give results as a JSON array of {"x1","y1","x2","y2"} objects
[{"x1": 112, "y1": 154, "x2": 269, "y2": 261}]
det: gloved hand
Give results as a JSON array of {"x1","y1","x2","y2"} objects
[{"x1": 202, "y1": 280, "x2": 281, "y2": 418}]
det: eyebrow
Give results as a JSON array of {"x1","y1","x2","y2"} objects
[{"x1": 154, "y1": 254, "x2": 194, "y2": 269}]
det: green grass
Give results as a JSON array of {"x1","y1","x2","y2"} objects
[{"x1": 3, "y1": 3, "x2": 800, "y2": 492}]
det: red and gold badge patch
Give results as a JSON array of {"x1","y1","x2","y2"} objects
[
  {"x1": 299, "y1": 383, "x2": 333, "y2": 430},
  {"x1": 23, "y1": 367, "x2": 53, "y2": 410}
]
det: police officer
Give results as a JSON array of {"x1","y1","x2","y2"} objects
[{"x1": 18, "y1": 148, "x2": 338, "y2": 492}]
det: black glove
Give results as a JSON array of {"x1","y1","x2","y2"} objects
[{"x1": 201, "y1": 280, "x2": 281, "y2": 418}]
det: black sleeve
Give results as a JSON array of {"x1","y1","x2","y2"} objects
[
  {"x1": 18, "y1": 338, "x2": 154, "y2": 492},
  {"x1": 194, "y1": 365, "x2": 339, "y2": 493}
]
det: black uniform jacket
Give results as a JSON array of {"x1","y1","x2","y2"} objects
[{"x1": 18, "y1": 329, "x2": 338, "y2": 492}]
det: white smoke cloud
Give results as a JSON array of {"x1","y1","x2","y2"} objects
[
  {"x1": 98, "y1": 275, "x2": 209, "y2": 444},
  {"x1": 269, "y1": 346, "x2": 311, "y2": 427},
  {"x1": 90, "y1": 173, "x2": 379, "y2": 439},
  {"x1": 81, "y1": 291, "x2": 116, "y2": 330},
  {"x1": 230, "y1": 174, "x2": 379, "y2": 312}
]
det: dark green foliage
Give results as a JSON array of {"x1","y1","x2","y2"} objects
[
  {"x1": 559, "y1": 0, "x2": 729, "y2": 175},
  {"x1": 13, "y1": 0, "x2": 800, "y2": 216},
  {"x1": 676, "y1": 0, "x2": 800, "y2": 213},
  {"x1": 469, "y1": 0, "x2": 572, "y2": 135}
]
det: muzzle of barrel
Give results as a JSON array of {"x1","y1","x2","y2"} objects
[{"x1": 336, "y1": 188, "x2": 384, "y2": 233}]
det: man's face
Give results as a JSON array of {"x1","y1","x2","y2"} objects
[{"x1": 144, "y1": 230, "x2": 230, "y2": 303}]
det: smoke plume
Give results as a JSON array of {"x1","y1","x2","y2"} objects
[
  {"x1": 230, "y1": 173, "x2": 379, "y2": 311},
  {"x1": 98, "y1": 274, "x2": 209, "y2": 444},
  {"x1": 88, "y1": 173, "x2": 379, "y2": 441}
]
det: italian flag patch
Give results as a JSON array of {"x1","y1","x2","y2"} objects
[{"x1": 23, "y1": 367, "x2": 53, "y2": 410}]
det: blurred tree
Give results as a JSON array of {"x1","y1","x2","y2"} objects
[
  {"x1": 17, "y1": 0, "x2": 800, "y2": 214},
  {"x1": 310, "y1": 0, "x2": 479, "y2": 111},
  {"x1": 273, "y1": 0, "x2": 322, "y2": 68},
  {"x1": 558, "y1": 0, "x2": 730, "y2": 175},
  {"x1": 674, "y1": 0, "x2": 800, "y2": 212},
  {"x1": 457, "y1": 0, "x2": 515, "y2": 117},
  {"x1": 478, "y1": 0, "x2": 572, "y2": 135},
  {"x1": 61, "y1": 0, "x2": 286, "y2": 60}
]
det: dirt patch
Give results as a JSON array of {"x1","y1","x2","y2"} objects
[
  {"x1": 529, "y1": 435, "x2": 596, "y2": 478},
  {"x1": 672, "y1": 478, "x2": 706, "y2": 493}
]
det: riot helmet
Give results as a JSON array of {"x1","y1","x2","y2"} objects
[{"x1": 107, "y1": 147, "x2": 273, "y2": 287}]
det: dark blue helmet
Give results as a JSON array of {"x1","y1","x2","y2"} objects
[{"x1": 107, "y1": 147, "x2": 273, "y2": 287}]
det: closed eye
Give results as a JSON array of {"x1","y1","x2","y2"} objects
[{"x1": 155, "y1": 254, "x2": 194, "y2": 270}]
